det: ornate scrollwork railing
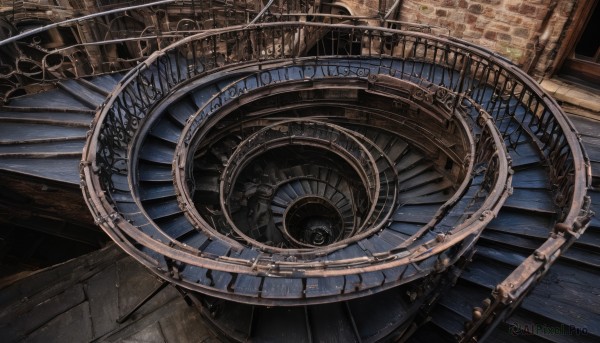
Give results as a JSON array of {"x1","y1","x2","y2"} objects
[
  {"x1": 0, "y1": 1, "x2": 449, "y2": 102},
  {"x1": 81, "y1": 21, "x2": 587, "y2": 313},
  {"x1": 84, "y1": 22, "x2": 496, "y2": 272}
]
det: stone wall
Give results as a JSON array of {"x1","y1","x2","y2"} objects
[{"x1": 393, "y1": 0, "x2": 578, "y2": 78}]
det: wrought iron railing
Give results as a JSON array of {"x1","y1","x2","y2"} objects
[
  {"x1": 0, "y1": 1, "x2": 449, "y2": 102},
  {"x1": 219, "y1": 120, "x2": 381, "y2": 248},
  {"x1": 80, "y1": 21, "x2": 588, "y2": 313},
  {"x1": 83, "y1": 22, "x2": 504, "y2": 270}
]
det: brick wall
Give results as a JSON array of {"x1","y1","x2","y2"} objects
[{"x1": 393, "y1": 0, "x2": 577, "y2": 77}]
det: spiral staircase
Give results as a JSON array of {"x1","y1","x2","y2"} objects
[{"x1": 0, "y1": 2, "x2": 598, "y2": 342}]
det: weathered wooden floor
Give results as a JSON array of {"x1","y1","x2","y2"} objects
[{"x1": 0, "y1": 244, "x2": 218, "y2": 343}]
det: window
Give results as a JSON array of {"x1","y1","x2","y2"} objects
[{"x1": 558, "y1": 0, "x2": 600, "y2": 88}]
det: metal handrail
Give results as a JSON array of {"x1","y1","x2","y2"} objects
[{"x1": 80, "y1": 21, "x2": 587, "y2": 308}]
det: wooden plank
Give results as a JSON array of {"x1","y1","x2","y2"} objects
[
  {"x1": 562, "y1": 248, "x2": 600, "y2": 268},
  {"x1": 252, "y1": 306, "x2": 309, "y2": 342},
  {"x1": 0, "y1": 140, "x2": 84, "y2": 155},
  {"x1": 382, "y1": 265, "x2": 408, "y2": 284},
  {"x1": 518, "y1": 299, "x2": 600, "y2": 341},
  {"x1": 561, "y1": 58, "x2": 600, "y2": 86},
  {"x1": 116, "y1": 258, "x2": 176, "y2": 320},
  {"x1": 396, "y1": 180, "x2": 453, "y2": 200},
  {"x1": 179, "y1": 230, "x2": 210, "y2": 250},
  {"x1": 484, "y1": 224, "x2": 546, "y2": 250},
  {"x1": 6, "y1": 215, "x2": 104, "y2": 247},
  {"x1": 150, "y1": 118, "x2": 182, "y2": 144},
  {"x1": 522, "y1": 261, "x2": 600, "y2": 331},
  {"x1": 139, "y1": 138, "x2": 175, "y2": 165},
  {"x1": 261, "y1": 277, "x2": 303, "y2": 299},
  {"x1": 305, "y1": 276, "x2": 344, "y2": 298},
  {"x1": 582, "y1": 139, "x2": 600, "y2": 162},
  {"x1": 94, "y1": 291, "x2": 187, "y2": 342},
  {"x1": 86, "y1": 74, "x2": 122, "y2": 94},
  {"x1": 511, "y1": 167, "x2": 550, "y2": 189},
  {"x1": 167, "y1": 99, "x2": 197, "y2": 126},
  {"x1": 474, "y1": 244, "x2": 529, "y2": 267},
  {"x1": 429, "y1": 305, "x2": 467, "y2": 337},
  {"x1": 202, "y1": 240, "x2": 230, "y2": 257},
  {"x1": 487, "y1": 208, "x2": 552, "y2": 234},
  {"x1": 384, "y1": 139, "x2": 409, "y2": 164},
  {"x1": 481, "y1": 230, "x2": 541, "y2": 251},
  {"x1": 395, "y1": 150, "x2": 424, "y2": 172},
  {"x1": 398, "y1": 170, "x2": 442, "y2": 191},
  {"x1": 504, "y1": 128, "x2": 530, "y2": 146},
  {"x1": 58, "y1": 79, "x2": 107, "y2": 109},
  {"x1": 344, "y1": 274, "x2": 361, "y2": 294},
  {"x1": 210, "y1": 271, "x2": 232, "y2": 290},
  {"x1": 436, "y1": 281, "x2": 490, "y2": 319},
  {"x1": 347, "y1": 288, "x2": 408, "y2": 341},
  {"x1": 179, "y1": 265, "x2": 211, "y2": 286},
  {"x1": 232, "y1": 274, "x2": 262, "y2": 297},
  {"x1": 110, "y1": 173, "x2": 131, "y2": 192},
  {"x1": 357, "y1": 235, "x2": 393, "y2": 255},
  {"x1": 8, "y1": 88, "x2": 90, "y2": 109},
  {"x1": 0, "y1": 122, "x2": 87, "y2": 144},
  {"x1": 155, "y1": 215, "x2": 195, "y2": 239},
  {"x1": 144, "y1": 199, "x2": 182, "y2": 220},
  {"x1": 396, "y1": 162, "x2": 432, "y2": 183},
  {"x1": 503, "y1": 188, "x2": 555, "y2": 214},
  {"x1": 139, "y1": 183, "x2": 177, "y2": 201},
  {"x1": 510, "y1": 153, "x2": 542, "y2": 169},
  {"x1": 139, "y1": 163, "x2": 173, "y2": 182},
  {"x1": 120, "y1": 322, "x2": 166, "y2": 343},
  {"x1": 23, "y1": 301, "x2": 93, "y2": 343},
  {"x1": 575, "y1": 229, "x2": 600, "y2": 250},
  {"x1": 159, "y1": 303, "x2": 216, "y2": 343},
  {"x1": 87, "y1": 263, "x2": 120, "y2": 338},
  {"x1": 191, "y1": 83, "x2": 224, "y2": 109},
  {"x1": 358, "y1": 271, "x2": 385, "y2": 291},
  {"x1": 387, "y1": 221, "x2": 423, "y2": 236},
  {"x1": 0, "y1": 110, "x2": 92, "y2": 126},
  {"x1": 392, "y1": 204, "x2": 440, "y2": 224},
  {"x1": 508, "y1": 140, "x2": 542, "y2": 168},
  {"x1": 0, "y1": 284, "x2": 86, "y2": 341},
  {"x1": 0, "y1": 157, "x2": 81, "y2": 184},
  {"x1": 376, "y1": 229, "x2": 409, "y2": 247},
  {"x1": 0, "y1": 244, "x2": 123, "y2": 311},
  {"x1": 460, "y1": 258, "x2": 514, "y2": 290},
  {"x1": 568, "y1": 114, "x2": 600, "y2": 138},
  {"x1": 308, "y1": 303, "x2": 358, "y2": 343}
]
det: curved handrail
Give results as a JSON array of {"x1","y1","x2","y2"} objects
[
  {"x1": 80, "y1": 21, "x2": 586, "y2": 306},
  {"x1": 83, "y1": 22, "x2": 503, "y2": 269},
  {"x1": 0, "y1": 5, "x2": 447, "y2": 102}
]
